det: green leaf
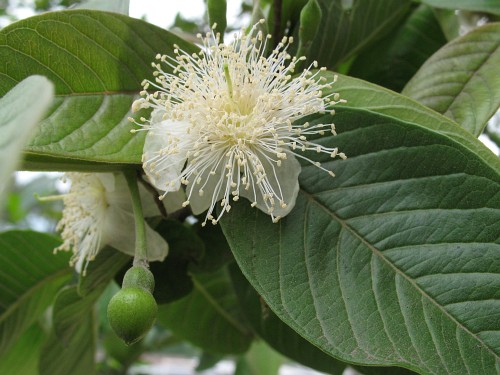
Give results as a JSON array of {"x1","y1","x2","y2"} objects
[
  {"x1": 326, "y1": 72, "x2": 499, "y2": 172},
  {"x1": 52, "y1": 286, "x2": 101, "y2": 346},
  {"x1": 402, "y1": 23, "x2": 500, "y2": 136},
  {"x1": 234, "y1": 341, "x2": 284, "y2": 375},
  {"x1": 419, "y1": 0, "x2": 500, "y2": 15},
  {"x1": 349, "y1": 4, "x2": 447, "y2": 92},
  {"x1": 54, "y1": 249, "x2": 130, "y2": 347},
  {"x1": 0, "y1": 324, "x2": 47, "y2": 375},
  {"x1": 221, "y1": 105, "x2": 500, "y2": 373},
  {"x1": 42, "y1": 250, "x2": 127, "y2": 371},
  {"x1": 230, "y1": 263, "x2": 348, "y2": 374},
  {"x1": 230, "y1": 264, "x2": 416, "y2": 375},
  {"x1": 307, "y1": 0, "x2": 412, "y2": 69},
  {"x1": 157, "y1": 267, "x2": 253, "y2": 354},
  {"x1": 40, "y1": 313, "x2": 96, "y2": 375},
  {"x1": 0, "y1": 76, "x2": 53, "y2": 205},
  {"x1": 0, "y1": 230, "x2": 71, "y2": 356},
  {"x1": 41, "y1": 278, "x2": 108, "y2": 374},
  {"x1": 207, "y1": 0, "x2": 227, "y2": 41},
  {"x1": 0, "y1": 10, "x2": 197, "y2": 169}
]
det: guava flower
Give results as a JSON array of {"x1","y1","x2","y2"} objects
[
  {"x1": 131, "y1": 21, "x2": 346, "y2": 226},
  {"x1": 53, "y1": 173, "x2": 171, "y2": 274}
]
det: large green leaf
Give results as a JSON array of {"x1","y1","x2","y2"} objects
[
  {"x1": 0, "y1": 324, "x2": 47, "y2": 375},
  {"x1": 0, "y1": 76, "x2": 53, "y2": 205},
  {"x1": 40, "y1": 314, "x2": 96, "y2": 375},
  {"x1": 230, "y1": 264, "x2": 416, "y2": 375},
  {"x1": 0, "y1": 10, "x2": 196, "y2": 168},
  {"x1": 221, "y1": 105, "x2": 500, "y2": 373},
  {"x1": 157, "y1": 266, "x2": 253, "y2": 354},
  {"x1": 52, "y1": 286, "x2": 101, "y2": 346},
  {"x1": 419, "y1": 0, "x2": 500, "y2": 15},
  {"x1": 349, "y1": 4, "x2": 447, "y2": 92},
  {"x1": 307, "y1": 0, "x2": 412, "y2": 69},
  {"x1": 41, "y1": 277, "x2": 107, "y2": 374},
  {"x1": 328, "y1": 72, "x2": 499, "y2": 172},
  {"x1": 230, "y1": 264, "x2": 348, "y2": 374},
  {"x1": 0, "y1": 230, "x2": 71, "y2": 356},
  {"x1": 402, "y1": 23, "x2": 500, "y2": 136}
]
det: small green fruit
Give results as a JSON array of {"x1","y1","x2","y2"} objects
[
  {"x1": 122, "y1": 266, "x2": 155, "y2": 293},
  {"x1": 107, "y1": 287, "x2": 157, "y2": 345}
]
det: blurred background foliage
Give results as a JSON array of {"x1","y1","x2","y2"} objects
[{"x1": 0, "y1": 0, "x2": 499, "y2": 374}]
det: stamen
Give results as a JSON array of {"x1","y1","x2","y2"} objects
[{"x1": 223, "y1": 63, "x2": 233, "y2": 99}]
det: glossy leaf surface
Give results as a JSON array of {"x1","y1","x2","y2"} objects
[
  {"x1": 403, "y1": 23, "x2": 500, "y2": 136},
  {"x1": 0, "y1": 10, "x2": 196, "y2": 168},
  {"x1": 307, "y1": 0, "x2": 412, "y2": 69},
  {"x1": 221, "y1": 104, "x2": 500, "y2": 374},
  {"x1": 349, "y1": 4, "x2": 446, "y2": 92}
]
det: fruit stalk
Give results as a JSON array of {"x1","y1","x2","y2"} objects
[{"x1": 124, "y1": 169, "x2": 148, "y2": 267}]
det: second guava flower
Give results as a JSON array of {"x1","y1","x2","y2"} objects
[{"x1": 132, "y1": 21, "x2": 346, "y2": 225}]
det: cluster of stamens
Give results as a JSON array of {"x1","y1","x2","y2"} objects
[
  {"x1": 55, "y1": 173, "x2": 107, "y2": 273},
  {"x1": 131, "y1": 20, "x2": 346, "y2": 225}
]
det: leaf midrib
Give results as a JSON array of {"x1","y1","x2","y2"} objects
[{"x1": 299, "y1": 188, "x2": 500, "y2": 361}]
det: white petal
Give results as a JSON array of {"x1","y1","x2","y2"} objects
[
  {"x1": 105, "y1": 172, "x2": 169, "y2": 218},
  {"x1": 187, "y1": 159, "x2": 226, "y2": 216},
  {"x1": 142, "y1": 120, "x2": 192, "y2": 193},
  {"x1": 162, "y1": 189, "x2": 187, "y2": 214},
  {"x1": 139, "y1": 183, "x2": 162, "y2": 217},
  {"x1": 104, "y1": 173, "x2": 132, "y2": 211},
  {"x1": 240, "y1": 151, "x2": 301, "y2": 218},
  {"x1": 140, "y1": 183, "x2": 187, "y2": 216},
  {"x1": 97, "y1": 173, "x2": 116, "y2": 192},
  {"x1": 102, "y1": 207, "x2": 168, "y2": 261},
  {"x1": 151, "y1": 108, "x2": 167, "y2": 123}
]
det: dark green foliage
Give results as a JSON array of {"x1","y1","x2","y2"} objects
[{"x1": 349, "y1": 5, "x2": 447, "y2": 92}]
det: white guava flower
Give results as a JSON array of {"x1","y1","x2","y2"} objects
[
  {"x1": 132, "y1": 21, "x2": 346, "y2": 226},
  {"x1": 55, "y1": 172, "x2": 171, "y2": 273}
]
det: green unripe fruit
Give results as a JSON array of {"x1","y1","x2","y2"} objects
[
  {"x1": 122, "y1": 266, "x2": 155, "y2": 293},
  {"x1": 107, "y1": 287, "x2": 157, "y2": 345}
]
